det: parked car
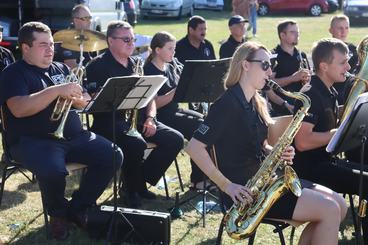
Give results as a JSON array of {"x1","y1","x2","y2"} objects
[
  {"x1": 344, "y1": 0, "x2": 368, "y2": 22},
  {"x1": 327, "y1": 0, "x2": 339, "y2": 12},
  {"x1": 194, "y1": 0, "x2": 223, "y2": 11},
  {"x1": 140, "y1": 0, "x2": 194, "y2": 19},
  {"x1": 258, "y1": 0, "x2": 330, "y2": 16},
  {"x1": 124, "y1": 0, "x2": 138, "y2": 26}
]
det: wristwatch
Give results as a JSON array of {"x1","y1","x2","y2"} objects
[{"x1": 147, "y1": 115, "x2": 158, "y2": 123}]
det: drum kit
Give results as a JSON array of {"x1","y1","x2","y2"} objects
[{"x1": 53, "y1": 28, "x2": 108, "y2": 65}]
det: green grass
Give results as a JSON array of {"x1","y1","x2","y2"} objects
[{"x1": 0, "y1": 10, "x2": 367, "y2": 245}]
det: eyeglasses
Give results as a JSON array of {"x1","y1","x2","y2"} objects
[
  {"x1": 246, "y1": 59, "x2": 272, "y2": 71},
  {"x1": 111, "y1": 36, "x2": 137, "y2": 43},
  {"x1": 75, "y1": 16, "x2": 92, "y2": 21}
]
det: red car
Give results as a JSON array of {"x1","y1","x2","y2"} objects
[{"x1": 258, "y1": 0, "x2": 330, "y2": 16}]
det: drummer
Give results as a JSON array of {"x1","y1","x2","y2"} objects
[{"x1": 55, "y1": 4, "x2": 101, "y2": 68}]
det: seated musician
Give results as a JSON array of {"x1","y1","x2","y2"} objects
[
  {"x1": 143, "y1": 31, "x2": 207, "y2": 190},
  {"x1": 55, "y1": 4, "x2": 98, "y2": 68},
  {"x1": 186, "y1": 41, "x2": 346, "y2": 244},
  {"x1": 0, "y1": 22, "x2": 123, "y2": 240},
  {"x1": 293, "y1": 38, "x2": 368, "y2": 244},
  {"x1": 86, "y1": 21, "x2": 184, "y2": 208}
]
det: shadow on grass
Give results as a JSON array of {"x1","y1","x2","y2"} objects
[
  {"x1": 13, "y1": 225, "x2": 97, "y2": 245},
  {"x1": 0, "y1": 190, "x2": 26, "y2": 211},
  {"x1": 17, "y1": 181, "x2": 40, "y2": 193}
]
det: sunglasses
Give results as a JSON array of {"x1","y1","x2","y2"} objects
[
  {"x1": 75, "y1": 16, "x2": 92, "y2": 21},
  {"x1": 246, "y1": 59, "x2": 273, "y2": 71},
  {"x1": 111, "y1": 36, "x2": 137, "y2": 43}
]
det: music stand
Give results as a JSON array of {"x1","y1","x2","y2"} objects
[
  {"x1": 171, "y1": 58, "x2": 231, "y2": 227},
  {"x1": 327, "y1": 92, "x2": 368, "y2": 245},
  {"x1": 84, "y1": 75, "x2": 167, "y2": 244}
]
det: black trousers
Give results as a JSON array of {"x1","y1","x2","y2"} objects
[
  {"x1": 158, "y1": 108, "x2": 204, "y2": 183},
  {"x1": 10, "y1": 131, "x2": 123, "y2": 217},
  {"x1": 117, "y1": 121, "x2": 184, "y2": 193},
  {"x1": 294, "y1": 159, "x2": 368, "y2": 245}
]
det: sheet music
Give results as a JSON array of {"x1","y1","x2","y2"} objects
[
  {"x1": 118, "y1": 75, "x2": 167, "y2": 110},
  {"x1": 327, "y1": 92, "x2": 368, "y2": 153},
  {"x1": 84, "y1": 75, "x2": 167, "y2": 112}
]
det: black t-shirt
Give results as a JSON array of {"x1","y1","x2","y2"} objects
[
  {"x1": 0, "y1": 46, "x2": 15, "y2": 72},
  {"x1": 143, "y1": 61, "x2": 179, "y2": 116},
  {"x1": 219, "y1": 35, "x2": 244, "y2": 59},
  {"x1": 272, "y1": 45, "x2": 308, "y2": 96},
  {"x1": 0, "y1": 60, "x2": 84, "y2": 146},
  {"x1": 333, "y1": 42, "x2": 359, "y2": 105},
  {"x1": 293, "y1": 75, "x2": 338, "y2": 168},
  {"x1": 174, "y1": 35, "x2": 216, "y2": 64},
  {"x1": 193, "y1": 83, "x2": 267, "y2": 185},
  {"x1": 54, "y1": 45, "x2": 98, "y2": 67},
  {"x1": 86, "y1": 50, "x2": 141, "y2": 140}
]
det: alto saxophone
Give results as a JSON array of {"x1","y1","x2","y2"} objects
[{"x1": 224, "y1": 79, "x2": 311, "y2": 240}]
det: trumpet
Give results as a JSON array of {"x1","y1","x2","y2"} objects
[{"x1": 50, "y1": 66, "x2": 84, "y2": 139}]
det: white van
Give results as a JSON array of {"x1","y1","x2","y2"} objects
[{"x1": 81, "y1": 0, "x2": 128, "y2": 32}]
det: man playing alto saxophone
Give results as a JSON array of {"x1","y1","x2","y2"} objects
[
  {"x1": 186, "y1": 41, "x2": 346, "y2": 244},
  {"x1": 0, "y1": 22, "x2": 123, "y2": 240}
]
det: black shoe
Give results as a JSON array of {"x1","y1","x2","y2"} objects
[
  {"x1": 50, "y1": 216, "x2": 69, "y2": 240},
  {"x1": 126, "y1": 192, "x2": 142, "y2": 208},
  {"x1": 68, "y1": 211, "x2": 88, "y2": 230},
  {"x1": 138, "y1": 189, "x2": 157, "y2": 200}
]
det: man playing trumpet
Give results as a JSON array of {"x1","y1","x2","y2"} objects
[{"x1": 0, "y1": 22, "x2": 123, "y2": 240}]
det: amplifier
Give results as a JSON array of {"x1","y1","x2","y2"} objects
[{"x1": 86, "y1": 205, "x2": 171, "y2": 245}]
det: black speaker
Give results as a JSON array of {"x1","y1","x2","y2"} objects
[{"x1": 86, "y1": 205, "x2": 171, "y2": 245}]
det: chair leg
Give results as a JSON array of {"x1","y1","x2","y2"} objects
[
  {"x1": 39, "y1": 183, "x2": 50, "y2": 239},
  {"x1": 174, "y1": 159, "x2": 184, "y2": 192},
  {"x1": 216, "y1": 217, "x2": 225, "y2": 245},
  {"x1": 289, "y1": 226, "x2": 295, "y2": 245},
  {"x1": 248, "y1": 231, "x2": 256, "y2": 245},
  {"x1": 349, "y1": 194, "x2": 359, "y2": 236},
  {"x1": 275, "y1": 225, "x2": 286, "y2": 245},
  {"x1": 0, "y1": 165, "x2": 8, "y2": 206},
  {"x1": 162, "y1": 174, "x2": 170, "y2": 200}
]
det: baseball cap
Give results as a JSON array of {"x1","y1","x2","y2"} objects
[{"x1": 228, "y1": 15, "x2": 248, "y2": 27}]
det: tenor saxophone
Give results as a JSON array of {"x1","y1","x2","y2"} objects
[{"x1": 224, "y1": 79, "x2": 311, "y2": 240}]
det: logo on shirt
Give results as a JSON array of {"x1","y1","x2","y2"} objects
[
  {"x1": 197, "y1": 123, "x2": 210, "y2": 135},
  {"x1": 204, "y1": 48, "x2": 211, "y2": 57},
  {"x1": 51, "y1": 74, "x2": 65, "y2": 84}
]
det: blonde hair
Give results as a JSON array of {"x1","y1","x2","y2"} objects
[
  {"x1": 224, "y1": 41, "x2": 274, "y2": 125},
  {"x1": 330, "y1": 14, "x2": 349, "y2": 28}
]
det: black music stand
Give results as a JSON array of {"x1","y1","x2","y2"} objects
[
  {"x1": 84, "y1": 75, "x2": 166, "y2": 244},
  {"x1": 171, "y1": 58, "x2": 231, "y2": 227},
  {"x1": 327, "y1": 92, "x2": 368, "y2": 245}
]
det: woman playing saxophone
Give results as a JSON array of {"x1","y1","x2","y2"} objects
[{"x1": 185, "y1": 42, "x2": 346, "y2": 244}]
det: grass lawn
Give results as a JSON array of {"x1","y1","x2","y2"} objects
[{"x1": 0, "y1": 10, "x2": 367, "y2": 245}]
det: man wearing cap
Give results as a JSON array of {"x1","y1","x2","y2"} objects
[
  {"x1": 219, "y1": 15, "x2": 248, "y2": 59},
  {"x1": 0, "y1": 25, "x2": 15, "y2": 72}
]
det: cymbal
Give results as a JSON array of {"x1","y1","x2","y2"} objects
[{"x1": 53, "y1": 29, "x2": 107, "y2": 52}]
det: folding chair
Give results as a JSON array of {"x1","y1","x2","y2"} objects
[
  {"x1": 211, "y1": 144, "x2": 302, "y2": 245},
  {"x1": 145, "y1": 142, "x2": 184, "y2": 200},
  {"x1": 0, "y1": 106, "x2": 87, "y2": 238}
]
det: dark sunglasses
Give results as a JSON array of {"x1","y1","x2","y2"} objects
[
  {"x1": 75, "y1": 16, "x2": 92, "y2": 21},
  {"x1": 111, "y1": 36, "x2": 137, "y2": 43},
  {"x1": 246, "y1": 59, "x2": 273, "y2": 71}
]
